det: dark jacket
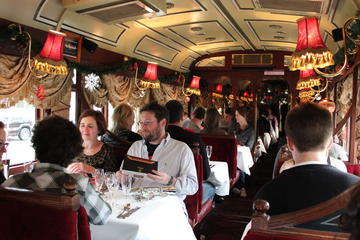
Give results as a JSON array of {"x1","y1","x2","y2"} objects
[
  {"x1": 101, "y1": 129, "x2": 141, "y2": 148},
  {"x1": 255, "y1": 164, "x2": 360, "y2": 215},
  {"x1": 167, "y1": 125, "x2": 210, "y2": 180}
]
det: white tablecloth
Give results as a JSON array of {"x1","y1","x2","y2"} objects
[
  {"x1": 207, "y1": 161, "x2": 230, "y2": 196},
  {"x1": 237, "y1": 145, "x2": 254, "y2": 175},
  {"x1": 91, "y1": 194, "x2": 196, "y2": 240}
]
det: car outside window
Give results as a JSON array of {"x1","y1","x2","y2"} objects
[{"x1": 0, "y1": 101, "x2": 35, "y2": 165}]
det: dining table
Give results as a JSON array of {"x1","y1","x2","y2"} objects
[
  {"x1": 236, "y1": 145, "x2": 254, "y2": 175},
  {"x1": 207, "y1": 160, "x2": 230, "y2": 196},
  {"x1": 90, "y1": 191, "x2": 196, "y2": 240}
]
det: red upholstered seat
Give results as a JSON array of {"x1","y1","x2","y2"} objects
[
  {"x1": 346, "y1": 163, "x2": 360, "y2": 177},
  {"x1": 184, "y1": 147, "x2": 213, "y2": 227},
  {"x1": 0, "y1": 186, "x2": 90, "y2": 240},
  {"x1": 199, "y1": 134, "x2": 239, "y2": 187}
]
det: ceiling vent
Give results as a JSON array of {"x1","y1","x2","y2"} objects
[
  {"x1": 254, "y1": 0, "x2": 329, "y2": 14},
  {"x1": 62, "y1": 0, "x2": 167, "y2": 23},
  {"x1": 232, "y1": 54, "x2": 273, "y2": 67}
]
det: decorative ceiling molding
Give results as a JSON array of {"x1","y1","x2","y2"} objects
[
  {"x1": 165, "y1": 20, "x2": 236, "y2": 46},
  {"x1": 210, "y1": 0, "x2": 256, "y2": 50},
  {"x1": 134, "y1": 35, "x2": 180, "y2": 64},
  {"x1": 33, "y1": 0, "x2": 124, "y2": 46}
]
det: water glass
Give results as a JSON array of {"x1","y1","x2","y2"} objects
[
  {"x1": 120, "y1": 174, "x2": 133, "y2": 195},
  {"x1": 206, "y1": 145, "x2": 213, "y2": 159}
]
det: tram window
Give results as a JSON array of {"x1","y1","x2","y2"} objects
[
  {"x1": 0, "y1": 101, "x2": 36, "y2": 165},
  {"x1": 69, "y1": 91, "x2": 77, "y2": 124},
  {"x1": 108, "y1": 103, "x2": 114, "y2": 130},
  {"x1": 93, "y1": 105, "x2": 102, "y2": 112}
]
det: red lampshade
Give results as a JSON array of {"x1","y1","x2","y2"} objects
[
  {"x1": 215, "y1": 84, "x2": 223, "y2": 93},
  {"x1": 189, "y1": 76, "x2": 200, "y2": 89},
  {"x1": 39, "y1": 31, "x2": 65, "y2": 61},
  {"x1": 297, "y1": 69, "x2": 321, "y2": 90},
  {"x1": 290, "y1": 17, "x2": 334, "y2": 71},
  {"x1": 184, "y1": 76, "x2": 201, "y2": 96},
  {"x1": 144, "y1": 62, "x2": 158, "y2": 81}
]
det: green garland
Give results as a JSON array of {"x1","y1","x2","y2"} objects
[{"x1": 66, "y1": 58, "x2": 191, "y2": 86}]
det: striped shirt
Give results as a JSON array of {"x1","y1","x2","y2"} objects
[{"x1": 2, "y1": 163, "x2": 111, "y2": 225}]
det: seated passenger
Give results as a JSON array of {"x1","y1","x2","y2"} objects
[
  {"x1": 183, "y1": 107, "x2": 205, "y2": 133},
  {"x1": 219, "y1": 107, "x2": 233, "y2": 133},
  {"x1": 67, "y1": 110, "x2": 118, "y2": 174},
  {"x1": 200, "y1": 108, "x2": 227, "y2": 135},
  {"x1": 2, "y1": 116, "x2": 111, "y2": 225},
  {"x1": 229, "y1": 106, "x2": 256, "y2": 149},
  {"x1": 280, "y1": 156, "x2": 348, "y2": 174},
  {"x1": 165, "y1": 100, "x2": 214, "y2": 203},
  {"x1": 101, "y1": 103, "x2": 142, "y2": 147},
  {"x1": 122, "y1": 102, "x2": 198, "y2": 200},
  {"x1": 230, "y1": 106, "x2": 256, "y2": 198},
  {"x1": 255, "y1": 103, "x2": 359, "y2": 215}
]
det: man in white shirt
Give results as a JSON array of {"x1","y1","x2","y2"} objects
[{"x1": 126, "y1": 102, "x2": 198, "y2": 200}]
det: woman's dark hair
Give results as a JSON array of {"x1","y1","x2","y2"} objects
[
  {"x1": 32, "y1": 116, "x2": 83, "y2": 167},
  {"x1": 204, "y1": 108, "x2": 221, "y2": 131},
  {"x1": 339, "y1": 184, "x2": 360, "y2": 240},
  {"x1": 78, "y1": 109, "x2": 107, "y2": 135},
  {"x1": 0, "y1": 121, "x2": 4, "y2": 129},
  {"x1": 235, "y1": 106, "x2": 250, "y2": 121}
]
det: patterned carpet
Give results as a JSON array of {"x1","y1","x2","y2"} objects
[{"x1": 194, "y1": 145, "x2": 279, "y2": 240}]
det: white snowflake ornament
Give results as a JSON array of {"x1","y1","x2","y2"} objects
[{"x1": 85, "y1": 73, "x2": 101, "y2": 92}]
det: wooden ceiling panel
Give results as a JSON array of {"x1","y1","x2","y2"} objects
[
  {"x1": 134, "y1": 35, "x2": 180, "y2": 64},
  {"x1": 0, "y1": 0, "x2": 358, "y2": 72},
  {"x1": 246, "y1": 20, "x2": 297, "y2": 44},
  {"x1": 166, "y1": 21, "x2": 235, "y2": 45}
]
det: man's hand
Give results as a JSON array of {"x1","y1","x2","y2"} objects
[
  {"x1": 67, "y1": 162, "x2": 95, "y2": 175},
  {"x1": 147, "y1": 170, "x2": 171, "y2": 185}
]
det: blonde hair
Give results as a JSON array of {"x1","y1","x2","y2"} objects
[{"x1": 111, "y1": 103, "x2": 134, "y2": 132}]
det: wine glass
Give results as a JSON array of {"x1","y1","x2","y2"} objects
[
  {"x1": 104, "y1": 172, "x2": 119, "y2": 207},
  {"x1": 94, "y1": 169, "x2": 105, "y2": 193},
  {"x1": 206, "y1": 145, "x2": 212, "y2": 159}
]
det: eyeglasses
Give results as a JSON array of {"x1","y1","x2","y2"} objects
[
  {"x1": 137, "y1": 121, "x2": 155, "y2": 127},
  {"x1": 0, "y1": 142, "x2": 9, "y2": 148}
]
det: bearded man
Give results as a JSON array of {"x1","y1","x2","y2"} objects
[{"x1": 125, "y1": 102, "x2": 198, "y2": 200}]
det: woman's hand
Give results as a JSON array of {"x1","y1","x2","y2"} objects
[{"x1": 67, "y1": 162, "x2": 95, "y2": 175}]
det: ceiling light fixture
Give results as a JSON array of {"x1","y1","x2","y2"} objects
[
  {"x1": 190, "y1": 26, "x2": 203, "y2": 32},
  {"x1": 269, "y1": 24, "x2": 282, "y2": 29},
  {"x1": 205, "y1": 37, "x2": 216, "y2": 41}
]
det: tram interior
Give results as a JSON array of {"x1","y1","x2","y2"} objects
[{"x1": 0, "y1": 0, "x2": 360, "y2": 239}]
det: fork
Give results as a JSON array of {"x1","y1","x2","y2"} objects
[
  {"x1": 117, "y1": 203, "x2": 131, "y2": 218},
  {"x1": 119, "y1": 207, "x2": 141, "y2": 219}
]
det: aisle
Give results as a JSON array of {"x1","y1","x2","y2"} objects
[{"x1": 194, "y1": 144, "x2": 280, "y2": 240}]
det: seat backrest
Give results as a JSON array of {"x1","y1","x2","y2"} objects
[
  {"x1": 184, "y1": 142, "x2": 203, "y2": 224},
  {"x1": 0, "y1": 183, "x2": 89, "y2": 240},
  {"x1": 345, "y1": 163, "x2": 360, "y2": 177},
  {"x1": 199, "y1": 134, "x2": 237, "y2": 179},
  {"x1": 244, "y1": 183, "x2": 360, "y2": 240},
  {"x1": 113, "y1": 145, "x2": 129, "y2": 168},
  {"x1": 272, "y1": 145, "x2": 292, "y2": 179}
]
